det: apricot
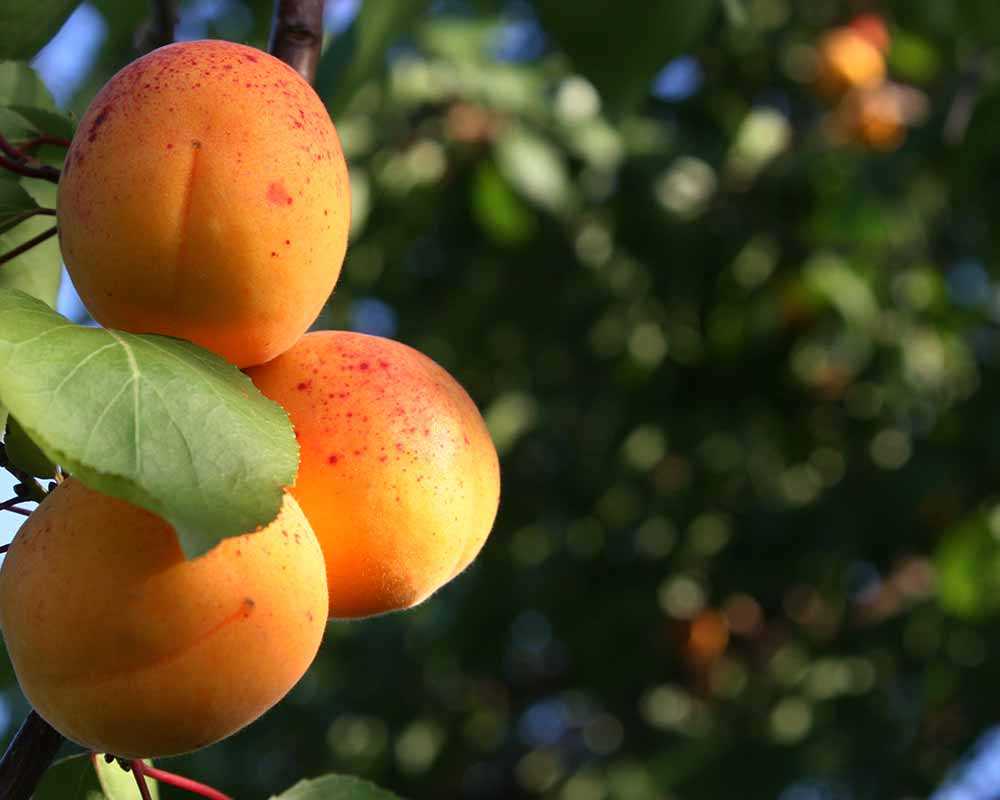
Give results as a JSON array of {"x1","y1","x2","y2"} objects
[
  {"x1": 814, "y1": 27, "x2": 886, "y2": 98},
  {"x1": 57, "y1": 40, "x2": 350, "y2": 367},
  {"x1": 247, "y1": 331, "x2": 500, "y2": 618},
  {"x1": 0, "y1": 479, "x2": 327, "y2": 758}
]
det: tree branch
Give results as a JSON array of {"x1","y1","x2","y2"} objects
[
  {"x1": 0, "y1": 227, "x2": 58, "y2": 268},
  {"x1": 0, "y1": 712, "x2": 65, "y2": 800},
  {"x1": 268, "y1": 0, "x2": 326, "y2": 85}
]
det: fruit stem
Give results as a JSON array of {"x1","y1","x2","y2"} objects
[
  {"x1": 268, "y1": 0, "x2": 326, "y2": 85},
  {"x1": 130, "y1": 761, "x2": 154, "y2": 800},
  {"x1": 0, "y1": 227, "x2": 58, "y2": 268},
  {"x1": 0, "y1": 711, "x2": 66, "y2": 800},
  {"x1": 133, "y1": 761, "x2": 234, "y2": 800}
]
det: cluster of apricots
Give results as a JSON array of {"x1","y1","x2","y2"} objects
[
  {"x1": 0, "y1": 40, "x2": 500, "y2": 759},
  {"x1": 814, "y1": 13, "x2": 926, "y2": 151}
]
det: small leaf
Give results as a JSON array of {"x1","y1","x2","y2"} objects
[
  {"x1": 33, "y1": 754, "x2": 106, "y2": 800},
  {"x1": 7, "y1": 105, "x2": 76, "y2": 140},
  {"x1": 316, "y1": 0, "x2": 434, "y2": 115},
  {"x1": 494, "y1": 126, "x2": 573, "y2": 214},
  {"x1": 95, "y1": 758, "x2": 160, "y2": 800},
  {"x1": 271, "y1": 774, "x2": 404, "y2": 800},
  {"x1": 0, "y1": 61, "x2": 58, "y2": 110},
  {"x1": 4, "y1": 415, "x2": 56, "y2": 477},
  {"x1": 0, "y1": 1, "x2": 77, "y2": 61},
  {"x1": 0, "y1": 290, "x2": 299, "y2": 558},
  {"x1": 0, "y1": 175, "x2": 40, "y2": 236},
  {"x1": 0, "y1": 178, "x2": 61, "y2": 307}
]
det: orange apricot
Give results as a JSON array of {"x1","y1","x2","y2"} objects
[
  {"x1": 814, "y1": 27, "x2": 886, "y2": 98},
  {"x1": 247, "y1": 331, "x2": 500, "y2": 618},
  {"x1": 0, "y1": 479, "x2": 327, "y2": 758},
  {"x1": 57, "y1": 40, "x2": 350, "y2": 367}
]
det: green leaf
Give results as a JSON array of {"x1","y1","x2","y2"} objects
[
  {"x1": 4, "y1": 415, "x2": 57, "y2": 477},
  {"x1": 0, "y1": 178, "x2": 60, "y2": 308},
  {"x1": 0, "y1": 61, "x2": 57, "y2": 110},
  {"x1": 7, "y1": 105, "x2": 76, "y2": 140},
  {"x1": 936, "y1": 513, "x2": 1000, "y2": 619},
  {"x1": 533, "y1": 0, "x2": 717, "y2": 114},
  {"x1": 34, "y1": 755, "x2": 105, "y2": 800},
  {"x1": 0, "y1": 290, "x2": 299, "y2": 559},
  {"x1": 0, "y1": 176, "x2": 40, "y2": 236},
  {"x1": 95, "y1": 758, "x2": 159, "y2": 800},
  {"x1": 494, "y1": 126, "x2": 573, "y2": 214},
  {"x1": 271, "y1": 774, "x2": 404, "y2": 800},
  {"x1": 316, "y1": 0, "x2": 434, "y2": 115},
  {"x1": 0, "y1": 2, "x2": 78, "y2": 61}
]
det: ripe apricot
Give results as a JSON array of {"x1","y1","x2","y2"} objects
[
  {"x1": 247, "y1": 331, "x2": 500, "y2": 618},
  {"x1": 814, "y1": 27, "x2": 885, "y2": 98},
  {"x1": 57, "y1": 40, "x2": 350, "y2": 367},
  {"x1": 0, "y1": 479, "x2": 327, "y2": 758}
]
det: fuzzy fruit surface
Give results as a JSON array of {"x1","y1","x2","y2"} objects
[
  {"x1": 247, "y1": 331, "x2": 501, "y2": 618},
  {"x1": 57, "y1": 40, "x2": 350, "y2": 367},
  {"x1": 0, "y1": 479, "x2": 328, "y2": 758}
]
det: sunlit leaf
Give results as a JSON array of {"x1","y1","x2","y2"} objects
[{"x1": 0, "y1": 290, "x2": 298, "y2": 558}]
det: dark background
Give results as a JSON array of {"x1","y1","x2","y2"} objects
[{"x1": 8, "y1": 1, "x2": 1000, "y2": 798}]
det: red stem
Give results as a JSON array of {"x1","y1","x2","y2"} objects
[
  {"x1": 134, "y1": 762, "x2": 233, "y2": 800},
  {"x1": 129, "y1": 762, "x2": 153, "y2": 800}
]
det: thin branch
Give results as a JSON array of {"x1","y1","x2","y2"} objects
[
  {"x1": 0, "y1": 712, "x2": 65, "y2": 800},
  {"x1": 14, "y1": 136, "x2": 72, "y2": 152},
  {"x1": 3, "y1": 208, "x2": 56, "y2": 232},
  {"x1": 135, "y1": 762, "x2": 233, "y2": 800},
  {"x1": 0, "y1": 227, "x2": 58, "y2": 268},
  {"x1": 268, "y1": 0, "x2": 326, "y2": 85},
  {"x1": 0, "y1": 155, "x2": 60, "y2": 184}
]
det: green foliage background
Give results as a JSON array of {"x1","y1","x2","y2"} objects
[{"x1": 6, "y1": 0, "x2": 1000, "y2": 798}]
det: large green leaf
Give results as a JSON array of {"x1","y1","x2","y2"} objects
[
  {"x1": 4, "y1": 414, "x2": 57, "y2": 477},
  {"x1": 34, "y1": 755, "x2": 160, "y2": 800},
  {"x1": 0, "y1": 178, "x2": 61, "y2": 308},
  {"x1": 0, "y1": 2, "x2": 78, "y2": 62},
  {"x1": 33, "y1": 755, "x2": 105, "y2": 800},
  {"x1": 94, "y1": 758, "x2": 159, "y2": 799},
  {"x1": 271, "y1": 775, "x2": 403, "y2": 800},
  {"x1": 0, "y1": 61, "x2": 57, "y2": 110},
  {"x1": 0, "y1": 290, "x2": 299, "y2": 558},
  {"x1": 0, "y1": 175, "x2": 40, "y2": 236},
  {"x1": 533, "y1": 0, "x2": 717, "y2": 113},
  {"x1": 316, "y1": 0, "x2": 434, "y2": 115}
]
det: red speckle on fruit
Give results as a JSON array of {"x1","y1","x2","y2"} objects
[
  {"x1": 267, "y1": 181, "x2": 292, "y2": 206},
  {"x1": 296, "y1": 381, "x2": 312, "y2": 391},
  {"x1": 328, "y1": 454, "x2": 339, "y2": 465}
]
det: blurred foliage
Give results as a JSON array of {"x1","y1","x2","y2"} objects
[{"x1": 9, "y1": 0, "x2": 1000, "y2": 799}]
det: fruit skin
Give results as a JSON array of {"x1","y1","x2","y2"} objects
[
  {"x1": 0, "y1": 479, "x2": 327, "y2": 758},
  {"x1": 247, "y1": 331, "x2": 501, "y2": 618},
  {"x1": 57, "y1": 40, "x2": 350, "y2": 367}
]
